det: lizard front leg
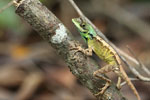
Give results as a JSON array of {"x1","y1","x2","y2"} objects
[
  {"x1": 93, "y1": 64, "x2": 114, "y2": 96},
  {"x1": 77, "y1": 47, "x2": 92, "y2": 56},
  {"x1": 70, "y1": 43, "x2": 93, "y2": 56}
]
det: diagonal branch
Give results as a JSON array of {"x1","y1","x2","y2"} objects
[
  {"x1": 68, "y1": 0, "x2": 150, "y2": 82},
  {"x1": 13, "y1": 0, "x2": 126, "y2": 99}
]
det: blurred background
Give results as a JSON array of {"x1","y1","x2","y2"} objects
[{"x1": 0, "y1": 0, "x2": 150, "y2": 100}]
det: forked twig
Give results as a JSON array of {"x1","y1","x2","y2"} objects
[
  {"x1": 121, "y1": 78, "x2": 140, "y2": 87},
  {"x1": 119, "y1": 55, "x2": 150, "y2": 81},
  {"x1": 68, "y1": 0, "x2": 150, "y2": 82},
  {"x1": 127, "y1": 46, "x2": 150, "y2": 76}
]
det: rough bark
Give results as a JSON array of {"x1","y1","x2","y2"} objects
[{"x1": 14, "y1": 0, "x2": 126, "y2": 99}]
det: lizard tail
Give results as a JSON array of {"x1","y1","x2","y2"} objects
[{"x1": 121, "y1": 70, "x2": 141, "y2": 100}]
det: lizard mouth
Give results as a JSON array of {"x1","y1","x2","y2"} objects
[{"x1": 72, "y1": 18, "x2": 83, "y2": 24}]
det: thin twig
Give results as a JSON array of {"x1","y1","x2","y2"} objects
[
  {"x1": 119, "y1": 55, "x2": 150, "y2": 81},
  {"x1": 68, "y1": 0, "x2": 105, "y2": 39},
  {"x1": 127, "y1": 46, "x2": 150, "y2": 76},
  {"x1": 121, "y1": 78, "x2": 140, "y2": 87},
  {"x1": 68, "y1": 0, "x2": 150, "y2": 82},
  {"x1": 0, "y1": 0, "x2": 13, "y2": 14},
  {"x1": 68, "y1": 0, "x2": 84, "y2": 18},
  {"x1": 92, "y1": 0, "x2": 150, "y2": 42}
]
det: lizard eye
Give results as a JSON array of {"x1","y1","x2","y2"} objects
[
  {"x1": 80, "y1": 23, "x2": 86, "y2": 27},
  {"x1": 82, "y1": 24, "x2": 85, "y2": 27}
]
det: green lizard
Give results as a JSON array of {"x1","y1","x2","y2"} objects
[{"x1": 72, "y1": 18, "x2": 141, "y2": 100}]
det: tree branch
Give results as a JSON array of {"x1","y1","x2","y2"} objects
[
  {"x1": 13, "y1": 0, "x2": 126, "y2": 100},
  {"x1": 68, "y1": 0, "x2": 150, "y2": 82}
]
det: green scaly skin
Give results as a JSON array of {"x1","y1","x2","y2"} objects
[
  {"x1": 72, "y1": 18, "x2": 141, "y2": 100},
  {"x1": 72, "y1": 18, "x2": 117, "y2": 65}
]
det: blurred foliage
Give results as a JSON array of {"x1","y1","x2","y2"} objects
[
  {"x1": 11, "y1": 45, "x2": 30, "y2": 60},
  {"x1": 0, "y1": 0, "x2": 149, "y2": 100},
  {"x1": 0, "y1": 0, "x2": 20, "y2": 29}
]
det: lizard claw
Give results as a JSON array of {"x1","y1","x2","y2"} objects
[
  {"x1": 94, "y1": 91, "x2": 104, "y2": 97},
  {"x1": 70, "y1": 46, "x2": 92, "y2": 56}
]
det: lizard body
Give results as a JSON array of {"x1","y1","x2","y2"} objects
[{"x1": 72, "y1": 18, "x2": 141, "y2": 100}]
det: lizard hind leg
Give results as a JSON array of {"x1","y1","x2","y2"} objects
[
  {"x1": 93, "y1": 64, "x2": 114, "y2": 96},
  {"x1": 116, "y1": 77, "x2": 122, "y2": 90}
]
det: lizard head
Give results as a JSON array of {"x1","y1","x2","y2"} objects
[{"x1": 72, "y1": 18, "x2": 96, "y2": 42}]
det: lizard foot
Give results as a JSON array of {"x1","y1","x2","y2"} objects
[
  {"x1": 116, "y1": 77, "x2": 122, "y2": 90},
  {"x1": 94, "y1": 89, "x2": 104, "y2": 97},
  {"x1": 70, "y1": 45, "x2": 92, "y2": 56},
  {"x1": 94, "y1": 82, "x2": 110, "y2": 97},
  {"x1": 116, "y1": 85, "x2": 121, "y2": 90}
]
